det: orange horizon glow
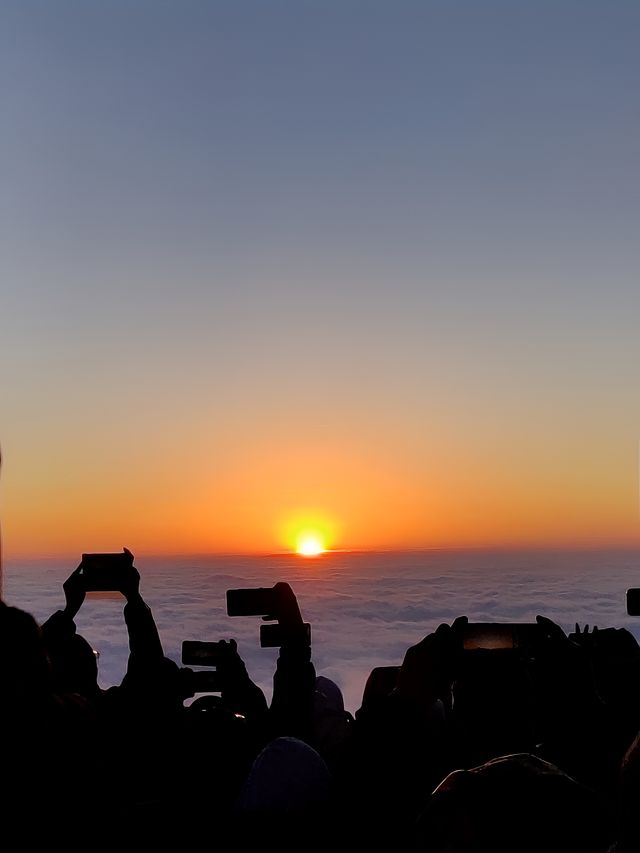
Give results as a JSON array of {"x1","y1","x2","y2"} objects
[{"x1": 2, "y1": 430, "x2": 640, "y2": 560}]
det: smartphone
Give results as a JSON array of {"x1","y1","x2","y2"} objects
[
  {"x1": 181, "y1": 640, "x2": 225, "y2": 667},
  {"x1": 259, "y1": 622, "x2": 311, "y2": 648},
  {"x1": 627, "y1": 588, "x2": 640, "y2": 616},
  {"x1": 79, "y1": 549, "x2": 134, "y2": 592},
  {"x1": 461, "y1": 622, "x2": 540, "y2": 651},
  {"x1": 226, "y1": 587, "x2": 279, "y2": 617}
]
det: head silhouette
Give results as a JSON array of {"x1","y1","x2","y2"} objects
[
  {"x1": 47, "y1": 632, "x2": 99, "y2": 697},
  {"x1": 415, "y1": 752, "x2": 611, "y2": 853},
  {"x1": 0, "y1": 603, "x2": 52, "y2": 701}
]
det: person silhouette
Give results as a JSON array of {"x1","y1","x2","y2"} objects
[{"x1": 0, "y1": 602, "x2": 95, "y2": 845}]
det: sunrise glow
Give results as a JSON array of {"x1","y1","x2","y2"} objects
[
  {"x1": 278, "y1": 511, "x2": 338, "y2": 557},
  {"x1": 296, "y1": 534, "x2": 325, "y2": 556}
]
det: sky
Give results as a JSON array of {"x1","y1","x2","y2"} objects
[{"x1": 1, "y1": 1, "x2": 639, "y2": 558}]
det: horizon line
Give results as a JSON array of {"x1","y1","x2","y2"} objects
[{"x1": 5, "y1": 541, "x2": 640, "y2": 563}]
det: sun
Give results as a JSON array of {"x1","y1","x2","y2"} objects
[
  {"x1": 296, "y1": 533, "x2": 325, "y2": 557},
  {"x1": 281, "y1": 512, "x2": 337, "y2": 556}
]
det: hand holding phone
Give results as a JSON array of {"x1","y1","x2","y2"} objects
[
  {"x1": 79, "y1": 548, "x2": 135, "y2": 593},
  {"x1": 226, "y1": 582, "x2": 310, "y2": 648},
  {"x1": 227, "y1": 582, "x2": 303, "y2": 623}
]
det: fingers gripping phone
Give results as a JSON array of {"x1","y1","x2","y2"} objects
[{"x1": 226, "y1": 585, "x2": 311, "y2": 647}]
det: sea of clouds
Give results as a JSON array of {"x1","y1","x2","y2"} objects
[{"x1": 4, "y1": 549, "x2": 640, "y2": 714}]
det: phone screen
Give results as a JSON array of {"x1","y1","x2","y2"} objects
[
  {"x1": 462, "y1": 622, "x2": 540, "y2": 651},
  {"x1": 463, "y1": 623, "x2": 517, "y2": 650}
]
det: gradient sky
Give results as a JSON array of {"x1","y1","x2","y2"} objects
[{"x1": 2, "y1": 1, "x2": 639, "y2": 557}]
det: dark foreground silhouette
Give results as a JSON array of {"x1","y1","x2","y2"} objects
[{"x1": 3, "y1": 551, "x2": 640, "y2": 852}]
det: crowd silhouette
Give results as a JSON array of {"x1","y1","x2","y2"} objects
[{"x1": 2, "y1": 548, "x2": 640, "y2": 852}]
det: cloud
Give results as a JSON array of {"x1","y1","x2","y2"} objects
[{"x1": 4, "y1": 549, "x2": 640, "y2": 714}]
